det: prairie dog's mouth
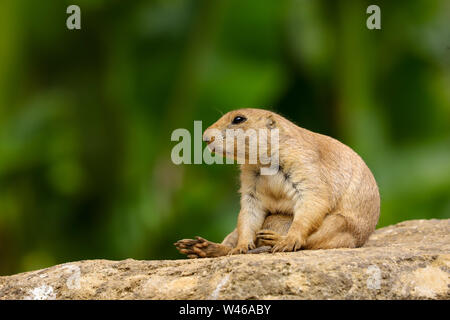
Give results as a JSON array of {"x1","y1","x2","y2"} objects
[{"x1": 204, "y1": 135, "x2": 215, "y2": 145}]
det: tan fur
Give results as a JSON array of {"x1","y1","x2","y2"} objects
[{"x1": 175, "y1": 108, "x2": 380, "y2": 257}]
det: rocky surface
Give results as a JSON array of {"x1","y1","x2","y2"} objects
[{"x1": 0, "y1": 219, "x2": 449, "y2": 300}]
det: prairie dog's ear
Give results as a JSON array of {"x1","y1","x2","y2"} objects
[{"x1": 266, "y1": 115, "x2": 276, "y2": 129}]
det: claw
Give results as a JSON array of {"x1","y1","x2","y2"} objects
[
  {"x1": 271, "y1": 235, "x2": 305, "y2": 253},
  {"x1": 229, "y1": 241, "x2": 255, "y2": 255}
]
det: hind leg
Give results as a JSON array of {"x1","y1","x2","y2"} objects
[
  {"x1": 175, "y1": 236, "x2": 232, "y2": 258},
  {"x1": 307, "y1": 232, "x2": 356, "y2": 249},
  {"x1": 221, "y1": 228, "x2": 238, "y2": 247},
  {"x1": 305, "y1": 214, "x2": 357, "y2": 249},
  {"x1": 174, "y1": 229, "x2": 238, "y2": 258}
]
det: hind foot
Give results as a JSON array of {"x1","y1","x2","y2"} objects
[{"x1": 174, "y1": 236, "x2": 231, "y2": 258}]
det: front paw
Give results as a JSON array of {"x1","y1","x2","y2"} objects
[
  {"x1": 229, "y1": 241, "x2": 256, "y2": 255},
  {"x1": 272, "y1": 235, "x2": 305, "y2": 252}
]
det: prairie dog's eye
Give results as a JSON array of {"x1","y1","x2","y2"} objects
[{"x1": 232, "y1": 116, "x2": 247, "y2": 124}]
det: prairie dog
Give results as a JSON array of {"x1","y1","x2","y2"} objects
[{"x1": 175, "y1": 108, "x2": 380, "y2": 257}]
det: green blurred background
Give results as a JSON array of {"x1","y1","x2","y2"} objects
[{"x1": 0, "y1": 0, "x2": 449, "y2": 275}]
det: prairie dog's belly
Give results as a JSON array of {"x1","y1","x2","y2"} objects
[{"x1": 255, "y1": 172, "x2": 296, "y2": 216}]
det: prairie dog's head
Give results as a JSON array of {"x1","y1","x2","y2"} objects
[{"x1": 203, "y1": 108, "x2": 279, "y2": 164}]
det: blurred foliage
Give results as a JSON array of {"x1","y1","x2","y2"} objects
[{"x1": 0, "y1": 0, "x2": 449, "y2": 275}]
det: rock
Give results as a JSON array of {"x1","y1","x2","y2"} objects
[{"x1": 0, "y1": 219, "x2": 449, "y2": 300}]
